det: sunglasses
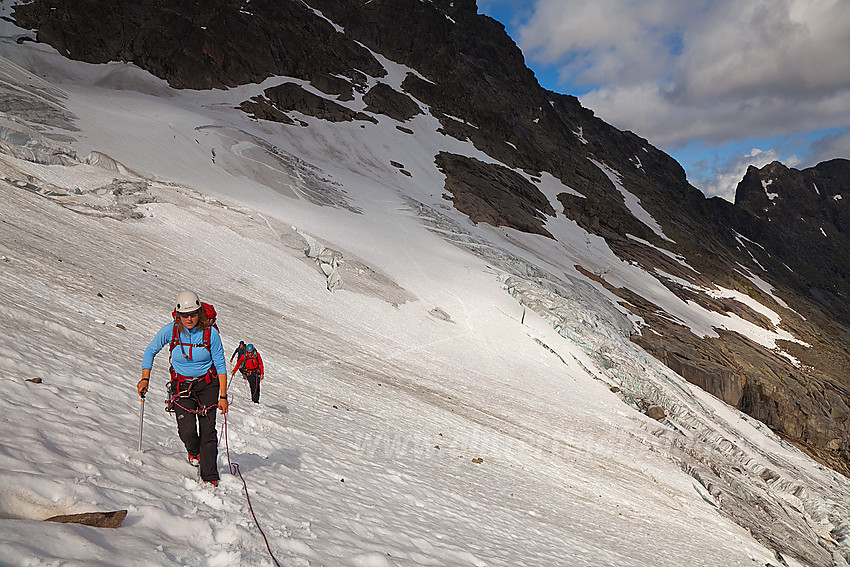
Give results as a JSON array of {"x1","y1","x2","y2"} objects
[{"x1": 179, "y1": 310, "x2": 200, "y2": 319}]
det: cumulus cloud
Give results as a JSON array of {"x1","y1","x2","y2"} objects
[
  {"x1": 693, "y1": 147, "x2": 791, "y2": 202},
  {"x1": 516, "y1": 0, "x2": 690, "y2": 87},
  {"x1": 515, "y1": 0, "x2": 850, "y2": 170}
]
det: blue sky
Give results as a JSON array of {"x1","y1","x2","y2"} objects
[{"x1": 477, "y1": 0, "x2": 850, "y2": 202}]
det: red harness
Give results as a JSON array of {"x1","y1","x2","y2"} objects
[{"x1": 169, "y1": 323, "x2": 216, "y2": 386}]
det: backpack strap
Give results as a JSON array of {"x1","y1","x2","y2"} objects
[
  {"x1": 169, "y1": 320, "x2": 180, "y2": 352},
  {"x1": 203, "y1": 326, "x2": 218, "y2": 379},
  {"x1": 168, "y1": 322, "x2": 215, "y2": 385}
]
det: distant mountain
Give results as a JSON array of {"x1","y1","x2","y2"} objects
[
  {"x1": 8, "y1": 0, "x2": 850, "y2": 480},
  {"x1": 735, "y1": 158, "x2": 850, "y2": 325}
]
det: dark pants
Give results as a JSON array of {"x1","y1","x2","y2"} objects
[
  {"x1": 174, "y1": 378, "x2": 220, "y2": 482},
  {"x1": 246, "y1": 371, "x2": 261, "y2": 403}
]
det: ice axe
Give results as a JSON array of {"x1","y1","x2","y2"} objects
[{"x1": 137, "y1": 383, "x2": 147, "y2": 452}]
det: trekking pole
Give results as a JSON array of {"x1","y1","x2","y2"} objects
[
  {"x1": 138, "y1": 387, "x2": 146, "y2": 452},
  {"x1": 226, "y1": 360, "x2": 236, "y2": 400}
]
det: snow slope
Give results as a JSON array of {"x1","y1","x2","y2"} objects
[{"x1": 0, "y1": 10, "x2": 848, "y2": 567}]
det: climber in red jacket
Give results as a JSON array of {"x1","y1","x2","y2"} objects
[{"x1": 232, "y1": 343, "x2": 264, "y2": 403}]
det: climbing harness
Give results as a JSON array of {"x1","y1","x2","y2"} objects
[
  {"x1": 165, "y1": 375, "x2": 218, "y2": 415},
  {"x1": 170, "y1": 398, "x2": 218, "y2": 416}
]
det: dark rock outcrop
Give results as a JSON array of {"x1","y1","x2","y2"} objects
[
  {"x1": 309, "y1": 73, "x2": 357, "y2": 102},
  {"x1": 734, "y1": 159, "x2": 850, "y2": 324},
  {"x1": 362, "y1": 82, "x2": 422, "y2": 122},
  {"x1": 240, "y1": 82, "x2": 377, "y2": 124},
  {"x1": 9, "y1": 0, "x2": 386, "y2": 89},
  {"x1": 436, "y1": 152, "x2": 555, "y2": 238},
  {"x1": 45, "y1": 510, "x2": 127, "y2": 528}
]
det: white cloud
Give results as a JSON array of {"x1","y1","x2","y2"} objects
[
  {"x1": 696, "y1": 147, "x2": 789, "y2": 203},
  {"x1": 516, "y1": 0, "x2": 850, "y2": 159},
  {"x1": 672, "y1": 0, "x2": 850, "y2": 102},
  {"x1": 517, "y1": 0, "x2": 689, "y2": 87}
]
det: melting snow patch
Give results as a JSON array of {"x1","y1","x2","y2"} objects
[
  {"x1": 441, "y1": 112, "x2": 477, "y2": 128},
  {"x1": 658, "y1": 270, "x2": 809, "y2": 351},
  {"x1": 589, "y1": 158, "x2": 674, "y2": 243},
  {"x1": 368, "y1": 50, "x2": 433, "y2": 90},
  {"x1": 762, "y1": 179, "x2": 778, "y2": 201},
  {"x1": 631, "y1": 155, "x2": 643, "y2": 170},
  {"x1": 534, "y1": 171, "x2": 583, "y2": 213},
  {"x1": 625, "y1": 234, "x2": 695, "y2": 271},
  {"x1": 305, "y1": 5, "x2": 344, "y2": 32},
  {"x1": 573, "y1": 126, "x2": 588, "y2": 145},
  {"x1": 734, "y1": 263, "x2": 794, "y2": 312},
  {"x1": 732, "y1": 231, "x2": 768, "y2": 272}
]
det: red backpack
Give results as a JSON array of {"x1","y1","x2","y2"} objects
[
  {"x1": 245, "y1": 350, "x2": 260, "y2": 371},
  {"x1": 169, "y1": 302, "x2": 219, "y2": 384}
]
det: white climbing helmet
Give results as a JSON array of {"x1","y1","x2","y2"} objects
[{"x1": 175, "y1": 290, "x2": 201, "y2": 313}]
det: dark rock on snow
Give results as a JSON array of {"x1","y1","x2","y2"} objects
[{"x1": 45, "y1": 510, "x2": 128, "y2": 528}]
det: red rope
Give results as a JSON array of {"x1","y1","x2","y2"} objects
[
  {"x1": 223, "y1": 413, "x2": 282, "y2": 567},
  {"x1": 170, "y1": 398, "x2": 218, "y2": 415}
]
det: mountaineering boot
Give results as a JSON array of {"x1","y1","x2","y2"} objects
[
  {"x1": 204, "y1": 480, "x2": 218, "y2": 487},
  {"x1": 188, "y1": 453, "x2": 200, "y2": 467}
]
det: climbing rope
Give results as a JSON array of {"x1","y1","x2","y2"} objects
[
  {"x1": 166, "y1": 378, "x2": 217, "y2": 416},
  {"x1": 223, "y1": 413, "x2": 282, "y2": 567},
  {"x1": 169, "y1": 397, "x2": 218, "y2": 415}
]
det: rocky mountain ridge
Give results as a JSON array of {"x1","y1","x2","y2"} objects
[{"x1": 7, "y1": 0, "x2": 850, "y2": 481}]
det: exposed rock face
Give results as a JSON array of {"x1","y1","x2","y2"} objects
[
  {"x1": 9, "y1": 0, "x2": 386, "y2": 89},
  {"x1": 362, "y1": 83, "x2": 422, "y2": 122},
  {"x1": 435, "y1": 152, "x2": 555, "y2": 238},
  {"x1": 634, "y1": 315, "x2": 850, "y2": 476},
  {"x1": 241, "y1": 82, "x2": 377, "y2": 124},
  {"x1": 9, "y1": 0, "x2": 850, "y2": 479},
  {"x1": 734, "y1": 159, "x2": 850, "y2": 324},
  {"x1": 309, "y1": 73, "x2": 357, "y2": 101}
]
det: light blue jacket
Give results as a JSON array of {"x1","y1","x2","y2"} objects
[{"x1": 142, "y1": 322, "x2": 227, "y2": 378}]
